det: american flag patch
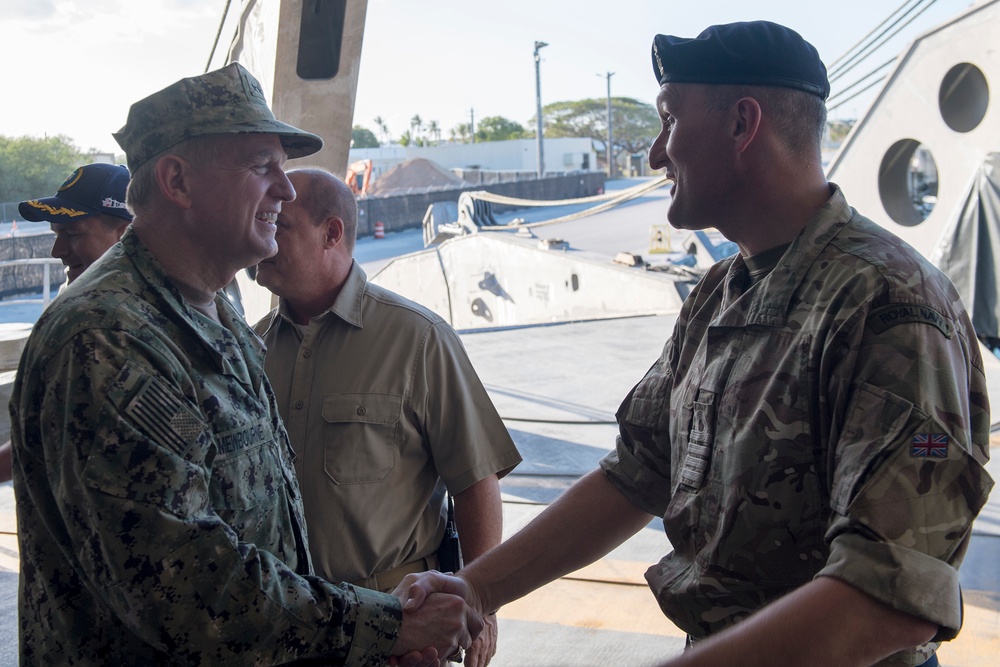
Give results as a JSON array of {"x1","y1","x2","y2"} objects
[{"x1": 911, "y1": 433, "x2": 949, "y2": 458}]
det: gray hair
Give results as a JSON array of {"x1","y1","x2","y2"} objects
[{"x1": 125, "y1": 137, "x2": 221, "y2": 216}]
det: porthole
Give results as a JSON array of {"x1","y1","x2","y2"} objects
[
  {"x1": 939, "y1": 63, "x2": 989, "y2": 133},
  {"x1": 878, "y1": 139, "x2": 939, "y2": 226}
]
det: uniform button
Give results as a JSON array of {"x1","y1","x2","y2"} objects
[
  {"x1": 356, "y1": 406, "x2": 367, "y2": 416},
  {"x1": 302, "y1": 349, "x2": 312, "y2": 358},
  {"x1": 295, "y1": 400, "x2": 304, "y2": 409}
]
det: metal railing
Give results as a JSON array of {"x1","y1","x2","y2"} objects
[{"x1": 0, "y1": 258, "x2": 62, "y2": 309}]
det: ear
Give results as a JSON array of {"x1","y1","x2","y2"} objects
[
  {"x1": 732, "y1": 97, "x2": 763, "y2": 153},
  {"x1": 154, "y1": 154, "x2": 196, "y2": 210},
  {"x1": 323, "y1": 216, "x2": 345, "y2": 249}
]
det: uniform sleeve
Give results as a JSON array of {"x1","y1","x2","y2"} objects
[
  {"x1": 819, "y1": 297, "x2": 993, "y2": 639},
  {"x1": 416, "y1": 321, "x2": 522, "y2": 493},
  {"x1": 600, "y1": 337, "x2": 677, "y2": 517},
  {"x1": 31, "y1": 328, "x2": 401, "y2": 664}
]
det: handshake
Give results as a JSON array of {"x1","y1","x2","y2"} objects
[{"x1": 388, "y1": 570, "x2": 493, "y2": 667}]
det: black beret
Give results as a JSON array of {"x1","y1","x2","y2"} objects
[{"x1": 651, "y1": 21, "x2": 830, "y2": 100}]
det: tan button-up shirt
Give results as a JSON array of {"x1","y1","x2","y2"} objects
[{"x1": 256, "y1": 261, "x2": 521, "y2": 584}]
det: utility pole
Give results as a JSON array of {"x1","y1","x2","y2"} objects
[
  {"x1": 604, "y1": 71, "x2": 615, "y2": 177},
  {"x1": 534, "y1": 40, "x2": 548, "y2": 178}
]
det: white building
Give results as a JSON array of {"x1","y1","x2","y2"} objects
[{"x1": 349, "y1": 137, "x2": 599, "y2": 182}]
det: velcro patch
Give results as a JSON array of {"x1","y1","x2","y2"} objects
[
  {"x1": 866, "y1": 303, "x2": 952, "y2": 338},
  {"x1": 126, "y1": 378, "x2": 204, "y2": 456},
  {"x1": 911, "y1": 433, "x2": 949, "y2": 458}
]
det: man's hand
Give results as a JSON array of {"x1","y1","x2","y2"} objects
[
  {"x1": 463, "y1": 612, "x2": 497, "y2": 667},
  {"x1": 390, "y1": 572, "x2": 485, "y2": 666},
  {"x1": 393, "y1": 570, "x2": 485, "y2": 617}
]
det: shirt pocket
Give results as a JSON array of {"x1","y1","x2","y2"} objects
[{"x1": 321, "y1": 393, "x2": 401, "y2": 484}]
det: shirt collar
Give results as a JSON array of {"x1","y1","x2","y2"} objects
[{"x1": 276, "y1": 259, "x2": 368, "y2": 329}]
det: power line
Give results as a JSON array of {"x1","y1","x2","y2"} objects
[
  {"x1": 828, "y1": 0, "x2": 922, "y2": 72},
  {"x1": 830, "y1": 0, "x2": 940, "y2": 84},
  {"x1": 205, "y1": 0, "x2": 234, "y2": 73},
  {"x1": 827, "y1": 56, "x2": 896, "y2": 107}
]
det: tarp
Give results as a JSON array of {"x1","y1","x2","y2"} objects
[{"x1": 934, "y1": 153, "x2": 1000, "y2": 347}]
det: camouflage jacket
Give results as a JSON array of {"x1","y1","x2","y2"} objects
[
  {"x1": 601, "y1": 187, "x2": 993, "y2": 665},
  {"x1": 9, "y1": 229, "x2": 401, "y2": 665}
]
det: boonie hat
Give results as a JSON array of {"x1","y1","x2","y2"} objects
[
  {"x1": 19, "y1": 163, "x2": 133, "y2": 224},
  {"x1": 113, "y1": 62, "x2": 323, "y2": 173},
  {"x1": 651, "y1": 21, "x2": 830, "y2": 100}
]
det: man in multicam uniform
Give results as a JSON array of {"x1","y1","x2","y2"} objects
[
  {"x1": 398, "y1": 21, "x2": 994, "y2": 667},
  {"x1": 9, "y1": 63, "x2": 478, "y2": 666}
]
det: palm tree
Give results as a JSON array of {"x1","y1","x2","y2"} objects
[
  {"x1": 427, "y1": 120, "x2": 441, "y2": 144},
  {"x1": 450, "y1": 123, "x2": 471, "y2": 144},
  {"x1": 410, "y1": 115, "x2": 424, "y2": 142},
  {"x1": 373, "y1": 116, "x2": 390, "y2": 146}
]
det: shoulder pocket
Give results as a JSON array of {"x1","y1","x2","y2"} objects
[{"x1": 84, "y1": 362, "x2": 213, "y2": 513}]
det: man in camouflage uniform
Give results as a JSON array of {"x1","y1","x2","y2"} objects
[
  {"x1": 0, "y1": 163, "x2": 133, "y2": 485},
  {"x1": 9, "y1": 63, "x2": 478, "y2": 665},
  {"x1": 399, "y1": 21, "x2": 994, "y2": 667}
]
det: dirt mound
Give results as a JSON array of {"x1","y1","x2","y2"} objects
[{"x1": 368, "y1": 158, "x2": 467, "y2": 195}]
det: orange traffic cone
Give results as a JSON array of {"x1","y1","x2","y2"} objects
[{"x1": 374, "y1": 221, "x2": 385, "y2": 239}]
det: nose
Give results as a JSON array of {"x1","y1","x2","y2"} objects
[
  {"x1": 50, "y1": 233, "x2": 69, "y2": 259},
  {"x1": 273, "y1": 169, "x2": 296, "y2": 203},
  {"x1": 648, "y1": 127, "x2": 668, "y2": 171}
]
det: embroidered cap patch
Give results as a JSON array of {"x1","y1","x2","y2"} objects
[{"x1": 911, "y1": 433, "x2": 949, "y2": 458}]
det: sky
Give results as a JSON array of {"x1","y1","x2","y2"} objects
[{"x1": 1, "y1": 0, "x2": 979, "y2": 156}]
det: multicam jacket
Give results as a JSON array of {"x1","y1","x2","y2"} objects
[
  {"x1": 10, "y1": 229, "x2": 400, "y2": 665},
  {"x1": 601, "y1": 187, "x2": 993, "y2": 665}
]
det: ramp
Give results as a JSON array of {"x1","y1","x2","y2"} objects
[{"x1": 370, "y1": 234, "x2": 688, "y2": 331}]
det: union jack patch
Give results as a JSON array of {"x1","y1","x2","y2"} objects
[{"x1": 911, "y1": 433, "x2": 949, "y2": 458}]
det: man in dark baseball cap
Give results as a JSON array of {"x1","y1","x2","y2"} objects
[
  {"x1": 12, "y1": 60, "x2": 476, "y2": 666},
  {"x1": 19, "y1": 162, "x2": 132, "y2": 284}
]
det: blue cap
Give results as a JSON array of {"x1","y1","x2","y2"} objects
[
  {"x1": 19, "y1": 163, "x2": 133, "y2": 223},
  {"x1": 651, "y1": 21, "x2": 830, "y2": 100}
]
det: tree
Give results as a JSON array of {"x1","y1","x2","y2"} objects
[
  {"x1": 410, "y1": 115, "x2": 423, "y2": 143},
  {"x1": 538, "y1": 97, "x2": 659, "y2": 167},
  {"x1": 827, "y1": 120, "x2": 855, "y2": 144},
  {"x1": 351, "y1": 125, "x2": 379, "y2": 148},
  {"x1": 398, "y1": 130, "x2": 413, "y2": 147},
  {"x1": 427, "y1": 120, "x2": 441, "y2": 144},
  {"x1": 475, "y1": 116, "x2": 527, "y2": 142},
  {"x1": 373, "y1": 116, "x2": 390, "y2": 145},
  {"x1": 0, "y1": 134, "x2": 83, "y2": 206},
  {"x1": 449, "y1": 123, "x2": 472, "y2": 144}
]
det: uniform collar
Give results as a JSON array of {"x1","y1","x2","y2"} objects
[
  {"x1": 121, "y1": 228, "x2": 263, "y2": 383},
  {"x1": 713, "y1": 184, "x2": 852, "y2": 328}
]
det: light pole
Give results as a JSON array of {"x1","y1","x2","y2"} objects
[
  {"x1": 603, "y1": 71, "x2": 615, "y2": 177},
  {"x1": 534, "y1": 40, "x2": 548, "y2": 178}
]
